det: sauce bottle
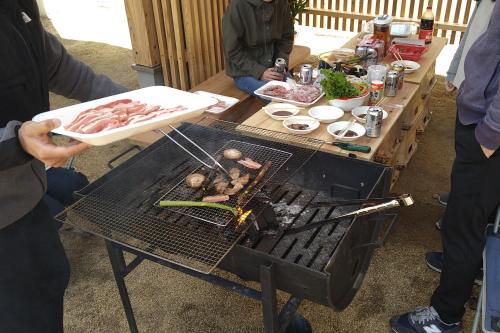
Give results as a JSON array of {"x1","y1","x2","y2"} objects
[{"x1": 419, "y1": 5, "x2": 434, "y2": 44}]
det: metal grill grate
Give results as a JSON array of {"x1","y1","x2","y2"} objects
[
  {"x1": 57, "y1": 119, "x2": 323, "y2": 274},
  {"x1": 156, "y1": 140, "x2": 292, "y2": 226}
]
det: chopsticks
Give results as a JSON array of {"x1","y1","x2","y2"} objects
[{"x1": 392, "y1": 49, "x2": 407, "y2": 71}]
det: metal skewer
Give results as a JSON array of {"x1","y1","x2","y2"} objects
[{"x1": 157, "y1": 125, "x2": 230, "y2": 176}]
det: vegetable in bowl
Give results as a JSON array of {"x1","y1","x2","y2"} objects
[{"x1": 319, "y1": 69, "x2": 368, "y2": 100}]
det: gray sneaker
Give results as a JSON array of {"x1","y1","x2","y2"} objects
[{"x1": 390, "y1": 306, "x2": 463, "y2": 333}]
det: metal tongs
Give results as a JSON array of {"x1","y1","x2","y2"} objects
[
  {"x1": 285, "y1": 194, "x2": 414, "y2": 235},
  {"x1": 157, "y1": 125, "x2": 230, "y2": 176}
]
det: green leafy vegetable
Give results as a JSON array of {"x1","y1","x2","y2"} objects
[{"x1": 319, "y1": 69, "x2": 360, "y2": 100}]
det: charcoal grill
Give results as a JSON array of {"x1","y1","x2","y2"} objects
[{"x1": 58, "y1": 118, "x2": 394, "y2": 333}]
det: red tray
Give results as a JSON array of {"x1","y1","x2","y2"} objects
[{"x1": 389, "y1": 44, "x2": 428, "y2": 61}]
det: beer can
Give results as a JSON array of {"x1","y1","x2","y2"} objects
[
  {"x1": 299, "y1": 64, "x2": 314, "y2": 85},
  {"x1": 365, "y1": 106, "x2": 383, "y2": 138},
  {"x1": 385, "y1": 71, "x2": 398, "y2": 97},
  {"x1": 274, "y1": 58, "x2": 287, "y2": 74},
  {"x1": 369, "y1": 80, "x2": 385, "y2": 106},
  {"x1": 392, "y1": 63, "x2": 405, "y2": 89}
]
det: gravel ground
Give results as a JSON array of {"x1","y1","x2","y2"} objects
[{"x1": 43, "y1": 19, "x2": 480, "y2": 333}]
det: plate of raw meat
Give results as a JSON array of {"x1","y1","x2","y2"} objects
[
  {"x1": 254, "y1": 80, "x2": 324, "y2": 107},
  {"x1": 33, "y1": 86, "x2": 217, "y2": 145}
]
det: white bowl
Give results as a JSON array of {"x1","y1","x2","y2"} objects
[
  {"x1": 391, "y1": 60, "x2": 421, "y2": 74},
  {"x1": 308, "y1": 105, "x2": 344, "y2": 123},
  {"x1": 283, "y1": 116, "x2": 320, "y2": 135},
  {"x1": 263, "y1": 103, "x2": 301, "y2": 120},
  {"x1": 328, "y1": 92, "x2": 368, "y2": 111},
  {"x1": 327, "y1": 121, "x2": 366, "y2": 142},
  {"x1": 351, "y1": 106, "x2": 389, "y2": 123}
]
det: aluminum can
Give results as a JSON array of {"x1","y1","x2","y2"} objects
[
  {"x1": 369, "y1": 80, "x2": 385, "y2": 106},
  {"x1": 385, "y1": 71, "x2": 398, "y2": 97},
  {"x1": 274, "y1": 58, "x2": 287, "y2": 74},
  {"x1": 393, "y1": 64, "x2": 405, "y2": 89},
  {"x1": 365, "y1": 107, "x2": 383, "y2": 138},
  {"x1": 299, "y1": 64, "x2": 314, "y2": 85},
  {"x1": 355, "y1": 46, "x2": 378, "y2": 68}
]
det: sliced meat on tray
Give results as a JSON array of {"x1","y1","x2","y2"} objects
[
  {"x1": 64, "y1": 99, "x2": 188, "y2": 134},
  {"x1": 262, "y1": 84, "x2": 321, "y2": 103}
]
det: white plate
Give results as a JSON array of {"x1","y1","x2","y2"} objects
[
  {"x1": 327, "y1": 121, "x2": 366, "y2": 142},
  {"x1": 254, "y1": 81, "x2": 324, "y2": 107},
  {"x1": 351, "y1": 106, "x2": 389, "y2": 123},
  {"x1": 33, "y1": 86, "x2": 217, "y2": 146},
  {"x1": 263, "y1": 103, "x2": 301, "y2": 120},
  {"x1": 308, "y1": 105, "x2": 344, "y2": 123},
  {"x1": 283, "y1": 116, "x2": 320, "y2": 135},
  {"x1": 391, "y1": 60, "x2": 421, "y2": 74},
  {"x1": 194, "y1": 91, "x2": 239, "y2": 114}
]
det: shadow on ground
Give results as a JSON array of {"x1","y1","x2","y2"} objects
[{"x1": 44, "y1": 18, "x2": 480, "y2": 333}]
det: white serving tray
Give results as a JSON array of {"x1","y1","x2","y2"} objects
[
  {"x1": 194, "y1": 91, "x2": 239, "y2": 114},
  {"x1": 254, "y1": 80, "x2": 325, "y2": 107},
  {"x1": 33, "y1": 86, "x2": 217, "y2": 146}
]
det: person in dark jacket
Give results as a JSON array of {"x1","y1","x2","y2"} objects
[
  {"x1": 222, "y1": 0, "x2": 294, "y2": 96},
  {"x1": 390, "y1": 2, "x2": 500, "y2": 333},
  {"x1": 0, "y1": 0, "x2": 125, "y2": 331}
]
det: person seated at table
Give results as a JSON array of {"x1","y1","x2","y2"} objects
[{"x1": 222, "y1": 0, "x2": 294, "y2": 96}]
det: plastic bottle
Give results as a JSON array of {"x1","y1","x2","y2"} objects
[{"x1": 419, "y1": 5, "x2": 435, "y2": 44}]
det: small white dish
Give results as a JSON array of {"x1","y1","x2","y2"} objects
[
  {"x1": 351, "y1": 106, "x2": 389, "y2": 123},
  {"x1": 327, "y1": 121, "x2": 366, "y2": 142},
  {"x1": 283, "y1": 116, "x2": 320, "y2": 135},
  {"x1": 391, "y1": 60, "x2": 421, "y2": 74},
  {"x1": 308, "y1": 105, "x2": 344, "y2": 124},
  {"x1": 263, "y1": 103, "x2": 301, "y2": 120}
]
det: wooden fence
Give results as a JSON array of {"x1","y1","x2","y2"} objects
[
  {"x1": 125, "y1": 0, "x2": 473, "y2": 90},
  {"x1": 300, "y1": 0, "x2": 474, "y2": 44}
]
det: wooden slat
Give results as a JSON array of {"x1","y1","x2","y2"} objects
[
  {"x1": 400, "y1": 0, "x2": 407, "y2": 18},
  {"x1": 392, "y1": 0, "x2": 397, "y2": 17},
  {"x1": 206, "y1": 1, "x2": 217, "y2": 76},
  {"x1": 367, "y1": 0, "x2": 373, "y2": 15},
  {"x1": 440, "y1": 0, "x2": 453, "y2": 37},
  {"x1": 124, "y1": 0, "x2": 161, "y2": 67},
  {"x1": 212, "y1": 0, "x2": 223, "y2": 71},
  {"x1": 417, "y1": 0, "x2": 424, "y2": 19},
  {"x1": 182, "y1": 0, "x2": 198, "y2": 86},
  {"x1": 408, "y1": 0, "x2": 416, "y2": 19},
  {"x1": 350, "y1": 0, "x2": 356, "y2": 32},
  {"x1": 320, "y1": 0, "x2": 326, "y2": 28},
  {"x1": 357, "y1": 0, "x2": 364, "y2": 31},
  {"x1": 463, "y1": 0, "x2": 473, "y2": 24},
  {"x1": 342, "y1": 0, "x2": 348, "y2": 30},
  {"x1": 170, "y1": 0, "x2": 189, "y2": 90},
  {"x1": 434, "y1": 0, "x2": 443, "y2": 36},
  {"x1": 161, "y1": 0, "x2": 180, "y2": 88},
  {"x1": 198, "y1": 0, "x2": 211, "y2": 82},
  {"x1": 334, "y1": 0, "x2": 340, "y2": 29},
  {"x1": 449, "y1": 0, "x2": 462, "y2": 43},
  {"x1": 327, "y1": 0, "x2": 333, "y2": 29},
  {"x1": 383, "y1": 0, "x2": 389, "y2": 16},
  {"x1": 152, "y1": 0, "x2": 172, "y2": 86}
]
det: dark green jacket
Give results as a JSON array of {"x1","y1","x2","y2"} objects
[{"x1": 222, "y1": 0, "x2": 294, "y2": 79}]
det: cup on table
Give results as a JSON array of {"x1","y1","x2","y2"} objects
[{"x1": 367, "y1": 65, "x2": 388, "y2": 84}]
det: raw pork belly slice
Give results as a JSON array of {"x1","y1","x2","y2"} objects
[{"x1": 64, "y1": 99, "x2": 188, "y2": 134}]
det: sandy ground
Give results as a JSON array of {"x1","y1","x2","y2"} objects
[{"x1": 42, "y1": 19, "x2": 480, "y2": 333}]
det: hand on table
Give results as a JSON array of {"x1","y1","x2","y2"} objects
[
  {"x1": 18, "y1": 119, "x2": 89, "y2": 167},
  {"x1": 481, "y1": 145, "x2": 495, "y2": 159},
  {"x1": 260, "y1": 68, "x2": 284, "y2": 82},
  {"x1": 445, "y1": 81, "x2": 457, "y2": 93}
]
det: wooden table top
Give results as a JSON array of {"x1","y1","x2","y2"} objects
[
  {"x1": 341, "y1": 34, "x2": 447, "y2": 85},
  {"x1": 241, "y1": 82, "x2": 420, "y2": 161}
]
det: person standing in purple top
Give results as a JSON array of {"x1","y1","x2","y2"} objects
[{"x1": 390, "y1": 2, "x2": 500, "y2": 333}]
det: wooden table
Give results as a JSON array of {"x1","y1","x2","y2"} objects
[
  {"x1": 242, "y1": 82, "x2": 419, "y2": 161},
  {"x1": 241, "y1": 34, "x2": 447, "y2": 186}
]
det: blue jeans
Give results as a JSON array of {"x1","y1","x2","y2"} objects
[
  {"x1": 44, "y1": 167, "x2": 89, "y2": 227},
  {"x1": 234, "y1": 76, "x2": 267, "y2": 97}
]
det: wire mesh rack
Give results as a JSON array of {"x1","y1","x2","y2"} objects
[
  {"x1": 156, "y1": 140, "x2": 292, "y2": 226},
  {"x1": 57, "y1": 118, "x2": 323, "y2": 273}
]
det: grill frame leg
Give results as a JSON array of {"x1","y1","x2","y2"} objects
[
  {"x1": 105, "y1": 241, "x2": 139, "y2": 333},
  {"x1": 261, "y1": 264, "x2": 280, "y2": 333}
]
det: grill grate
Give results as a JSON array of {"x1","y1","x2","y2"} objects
[
  {"x1": 57, "y1": 119, "x2": 323, "y2": 274},
  {"x1": 156, "y1": 140, "x2": 292, "y2": 226}
]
